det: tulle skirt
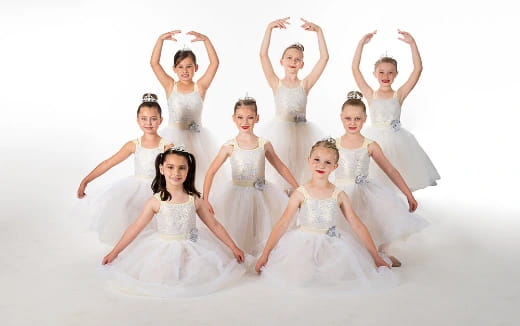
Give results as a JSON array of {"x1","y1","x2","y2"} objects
[
  {"x1": 363, "y1": 126, "x2": 440, "y2": 191},
  {"x1": 101, "y1": 230, "x2": 246, "y2": 297},
  {"x1": 159, "y1": 125, "x2": 220, "y2": 190},
  {"x1": 260, "y1": 228, "x2": 398, "y2": 292},
  {"x1": 211, "y1": 182, "x2": 288, "y2": 257},
  {"x1": 336, "y1": 180, "x2": 429, "y2": 246},
  {"x1": 259, "y1": 119, "x2": 324, "y2": 191},
  {"x1": 75, "y1": 176, "x2": 153, "y2": 245}
]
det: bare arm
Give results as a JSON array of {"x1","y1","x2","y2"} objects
[
  {"x1": 300, "y1": 18, "x2": 329, "y2": 93},
  {"x1": 368, "y1": 142, "x2": 417, "y2": 212},
  {"x1": 255, "y1": 191, "x2": 303, "y2": 273},
  {"x1": 77, "y1": 141, "x2": 135, "y2": 198},
  {"x1": 260, "y1": 18, "x2": 289, "y2": 90},
  {"x1": 150, "y1": 30, "x2": 180, "y2": 97},
  {"x1": 352, "y1": 31, "x2": 376, "y2": 103},
  {"x1": 202, "y1": 144, "x2": 231, "y2": 209},
  {"x1": 102, "y1": 197, "x2": 159, "y2": 264},
  {"x1": 396, "y1": 30, "x2": 423, "y2": 103},
  {"x1": 189, "y1": 31, "x2": 219, "y2": 99},
  {"x1": 264, "y1": 142, "x2": 299, "y2": 189},
  {"x1": 338, "y1": 191, "x2": 390, "y2": 268},
  {"x1": 195, "y1": 197, "x2": 244, "y2": 262}
]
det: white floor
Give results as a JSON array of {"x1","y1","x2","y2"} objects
[{"x1": 1, "y1": 178, "x2": 518, "y2": 326}]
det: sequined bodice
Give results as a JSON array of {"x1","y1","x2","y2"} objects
[
  {"x1": 134, "y1": 138, "x2": 166, "y2": 178},
  {"x1": 274, "y1": 81, "x2": 307, "y2": 119},
  {"x1": 369, "y1": 93, "x2": 401, "y2": 123},
  {"x1": 167, "y1": 83, "x2": 203, "y2": 125},
  {"x1": 155, "y1": 195, "x2": 197, "y2": 236},
  {"x1": 335, "y1": 138, "x2": 372, "y2": 182},
  {"x1": 297, "y1": 187, "x2": 342, "y2": 229},
  {"x1": 229, "y1": 138, "x2": 266, "y2": 182}
]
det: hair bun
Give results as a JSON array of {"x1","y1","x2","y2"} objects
[
  {"x1": 347, "y1": 91, "x2": 363, "y2": 100},
  {"x1": 142, "y1": 93, "x2": 158, "y2": 103}
]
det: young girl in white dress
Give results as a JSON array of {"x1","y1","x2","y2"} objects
[
  {"x1": 76, "y1": 94, "x2": 171, "y2": 244},
  {"x1": 255, "y1": 139, "x2": 397, "y2": 292},
  {"x1": 352, "y1": 30, "x2": 440, "y2": 191},
  {"x1": 151, "y1": 29, "x2": 220, "y2": 189},
  {"x1": 203, "y1": 97, "x2": 298, "y2": 257},
  {"x1": 101, "y1": 148, "x2": 246, "y2": 297},
  {"x1": 335, "y1": 91, "x2": 429, "y2": 266},
  {"x1": 259, "y1": 17, "x2": 328, "y2": 191}
]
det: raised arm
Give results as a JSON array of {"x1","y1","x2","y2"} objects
[
  {"x1": 300, "y1": 18, "x2": 329, "y2": 93},
  {"x1": 195, "y1": 197, "x2": 244, "y2": 263},
  {"x1": 338, "y1": 191, "x2": 390, "y2": 268},
  {"x1": 150, "y1": 30, "x2": 180, "y2": 96},
  {"x1": 352, "y1": 31, "x2": 376, "y2": 102},
  {"x1": 102, "y1": 197, "x2": 159, "y2": 264},
  {"x1": 396, "y1": 30, "x2": 423, "y2": 103},
  {"x1": 77, "y1": 141, "x2": 135, "y2": 198},
  {"x1": 255, "y1": 191, "x2": 303, "y2": 273},
  {"x1": 202, "y1": 144, "x2": 231, "y2": 212},
  {"x1": 260, "y1": 17, "x2": 289, "y2": 90},
  {"x1": 188, "y1": 31, "x2": 219, "y2": 99},
  {"x1": 264, "y1": 141, "x2": 299, "y2": 189},
  {"x1": 368, "y1": 142, "x2": 417, "y2": 212}
]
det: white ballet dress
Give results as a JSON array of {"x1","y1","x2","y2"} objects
[
  {"x1": 362, "y1": 91, "x2": 440, "y2": 191},
  {"x1": 102, "y1": 194, "x2": 246, "y2": 297},
  {"x1": 84, "y1": 137, "x2": 169, "y2": 245},
  {"x1": 261, "y1": 80, "x2": 323, "y2": 191},
  {"x1": 335, "y1": 137, "x2": 429, "y2": 246},
  {"x1": 210, "y1": 137, "x2": 288, "y2": 257},
  {"x1": 260, "y1": 186, "x2": 397, "y2": 291},
  {"x1": 159, "y1": 82, "x2": 219, "y2": 189}
]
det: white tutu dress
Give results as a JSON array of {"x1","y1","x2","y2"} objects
[
  {"x1": 335, "y1": 137, "x2": 429, "y2": 247},
  {"x1": 159, "y1": 82, "x2": 219, "y2": 189},
  {"x1": 260, "y1": 81, "x2": 323, "y2": 191},
  {"x1": 82, "y1": 137, "x2": 169, "y2": 245},
  {"x1": 261, "y1": 186, "x2": 398, "y2": 291},
  {"x1": 211, "y1": 137, "x2": 288, "y2": 257},
  {"x1": 102, "y1": 194, "x2": 246, "y2": 297},
  {"x1": 362, "y1": 92, "x2": 440, "y2": 191}
]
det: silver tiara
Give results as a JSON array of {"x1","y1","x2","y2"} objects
[
  {"x1": 291, "y1": 42, "x2": 304, "y2": 52},
  {"x1": 347, "y1": 91, "x2": 363, "y2": 100},
  {"x1": 171, "y1": 144, "x2": 186, "y2": 152},
  {"x1": 142, "y1": 94, "x2": 157, "y2": 103},
  {"x1": 238, "y1": 92, "x2": 256, "y2": 102},
  {"x1": 320, "y1": 137, "x2": 336, "y2": 144}
]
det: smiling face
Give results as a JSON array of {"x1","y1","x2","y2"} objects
[
  {"x1": 341, "y1": 104, "x2": 367, "y2": 134},
  {"x1": 308, "y1": 146, "x2": 338, "y2": 179},
  {"x1": 280, "y1": 48, "x2": 304, "y2": 73},
  {"x1": 160, "y1": 153, "x2": 189, "y2": 188},
  {"x1": 373, "y1": 62, "x2": 398, "y2": 87},
  {"x1": 233, "y1": 105, "x2": 259, "y2": 132},
  {"x1": 137, "y1": 106, "x2": 162, "y2": 135},
  {"x1": 173, "y1": 56, "x2": 198, "y2": 82}
]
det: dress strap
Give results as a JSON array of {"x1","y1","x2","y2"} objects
[
  {"x1": 373, "y1": 91, "x2": 378, "y2": 99},
  {"x1": 362, "y1": 137, "x2": 373, "y2": 148},
  {"x1": 153, "y1": 193, "x2": 162, "y2": 201},
  {"x1": 258, "y1": 138, "x2": 268, "y2": 149},
  {"x1": 132, "y1": 138, "x2": 140, "y2": 145},
  {"x1": 393, "y1": 91, "x2": 398, "y2": 99},
  {"x1": 173, "y1": 82, "x2": 178, "y2": 92},
  {"x1": 296, "y1": 186, "x2": 309, "y2": 201},
  {"x1": 331, "y1": 187, "x2": 341, "y2": 201},
  {"x1": 194, "y1": 83, "x2": 199, "y2": 93}
]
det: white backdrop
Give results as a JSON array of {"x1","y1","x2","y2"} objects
[{"x1": 1, "y1": 1, "x2": 519, "y2": 325}]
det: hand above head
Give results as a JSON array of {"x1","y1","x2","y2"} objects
[
  {"x1": 159, "y1": 30, "x2": 181, "y2": 41},
  {"x1": 359, "y1": 30, "x2": 377, "y2": 45},
  {"x1": 300, "y1": 18, "x2": 321, "y2": 32},
  {"x1": 255, "y1": 254, "x2": 268, "y2": 274},
  {"x1": 187, "y1": 31, "x2": 208, "y2": 42},
  {"x1": 268, "y1": 17, "x2": 290, "y2": 30},
  {"x1": 407, "y1": 195, "x2": 418, "y2": 212},
  {"x1": 397, "y1": 29, "x2": 416, "y2": 44},
  {"x1": 77, "y1": 182, "x2": 87, "y2": 199}
]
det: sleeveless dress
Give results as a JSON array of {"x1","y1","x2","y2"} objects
[
  {"x1": 210, "y1": 137, "x2": 288, "y2": 256},
  {"x1": 102, "y1": 194, "x2": 246, "y2": 297},
  {"x1": 260, "y1": 186, "x2": 398, "y2": 291},
  {"x1": 362, "y1": 91, "x2": 440, "y2": 191},
  {"x1": 159, "y1": 82, "x2": 219, "y2": 189},
  {"x1": 260, "y1": 81, "x2": 323, "y2": 191},
  {"x1": 335, "y1": 137, "x2": 429, "y2": 246},
  {"x1": 80, "y1": 137, "x2": 169, "y2": 245}
]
